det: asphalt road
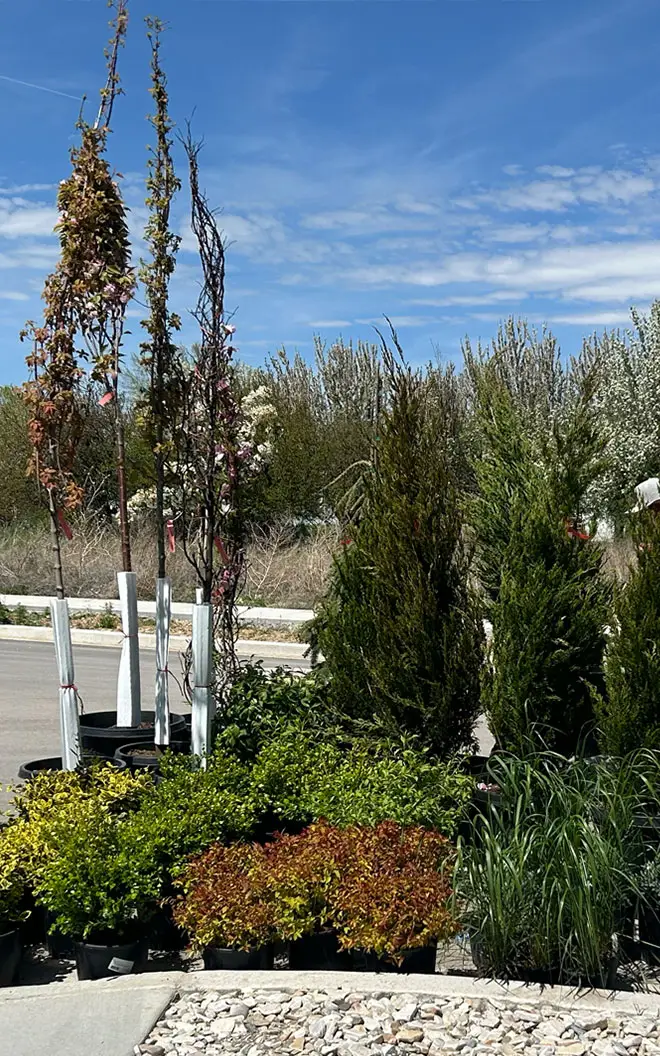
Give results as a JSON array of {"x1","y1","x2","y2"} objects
[
  {"x1": 0, "y1": 639, "x2": 312, "y2": 797},
  {"x1": 0, "y1": 639, "x2": 492, "y2": 804}
]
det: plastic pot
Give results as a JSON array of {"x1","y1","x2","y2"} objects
[
  {"x1": 75, "y1": 937, "x2": 146, "y2": 981},
  {"x1": 148, "y1": 906, "x2": 187, "y2": 952},
  {"x1": 349, "y1": 944, "x2": 436, "y2": 974},
  {"x1": 202, "y1": 945, "x2": 274, "y2": 970},
  {"x1": 17, "y1": 755, "x2": 126, "y2": 780},
  {"x1": 46, "y1": 911, "x2": 75, "y2": 958},
  {"x1": 639, "y1": 904, "x2": 660, "y2": 965},
  {"x1": 114, "y1": 741, "x2": 186, "y2": 771},
  {"x1": 0, "y1": 930, "x2": 21, "y2": 986},
  {"x1": 79, "y1": 710, "x2": 187, "y2": 760},
  {"x1": 288, "y1": 931, "x2": 352, "y2": 971}
]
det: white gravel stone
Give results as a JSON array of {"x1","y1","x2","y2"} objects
[{"x1": 139, "y1": 989, "x2": 660, "y2": 1056}]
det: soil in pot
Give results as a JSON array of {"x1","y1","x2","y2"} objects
[
  {"x1": 17, "y1": 755, "x2": 126, "y2": 780},
  {"x1": 75, "y1": 936, "x2": 147, "y2": 981},
  {"x1": 114, "y1": 740, "x2": 186, "y2": 771},
  {"x1": 79, "y1": 710, "x2": 187, "y2": 760},
  {"x1": 349, "y1": 944, "x2": 436, "y2": 974},
  {"x1": 288, "y1": 931, "x2": 352, "y2": 971},
  {"x1": 203, "y1": 945, "x2": 274, "y2": 970},
  {"x1": 0, "y1": 930, "x2": 21, "y2": 986}
]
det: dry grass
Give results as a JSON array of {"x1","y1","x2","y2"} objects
[{"x1": 0, "y1": 520, "x2": 337, "y2": 609}]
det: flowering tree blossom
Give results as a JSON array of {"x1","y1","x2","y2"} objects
[{"x1": 167, "y1": 134, "x2": 275, "y2": 685}]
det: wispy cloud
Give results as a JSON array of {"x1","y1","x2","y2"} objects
[
  {"x1": 308, "y1": 319, "x2": 352, "y2": 328},
  {"x1": 0, "y1": 290, "x2": 28, "y2": 302}
]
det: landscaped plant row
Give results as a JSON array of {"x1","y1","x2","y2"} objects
[{"x1": 4, "y1": 703, "x2": 660, "y2": 988}]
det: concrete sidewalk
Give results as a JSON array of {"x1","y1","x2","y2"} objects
[{"x1": 3, "y1": 968, "x2": 660, "y2": 1056}]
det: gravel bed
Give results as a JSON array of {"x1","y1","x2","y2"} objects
[{"x1": 137, "y1": 988, "x2": 660, "y2": 1056}]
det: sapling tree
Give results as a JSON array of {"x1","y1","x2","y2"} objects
[
  {"x1": 174, "y1": 133, "x2": 274, "y2": 752},
  {"x1": 139, "y1": 15, "x2": 182, "y2": 582},
  {"x1": 139, "y1": 16, "x2": 182, "y2": 745},
  {"x1": 61, "y1": 0, "x2": 135, "y2": 573},
  {"x1": 50, "y1": 0, "x2": 140, "y2": 726}
]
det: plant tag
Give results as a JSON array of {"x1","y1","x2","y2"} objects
[{"x1": 108, "y1": 956, "x2": 133, "y2": 974}]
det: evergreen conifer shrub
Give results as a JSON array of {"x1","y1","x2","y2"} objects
[
  {"x1": 473, "y1": 375, "x2": 610, "y2": 755},
  {"x1": 596, "y1": 512, "x2": 660, "y2": 755},
  {"x1": 310, "y1": 336, "x2": 484, "y2": 758}
]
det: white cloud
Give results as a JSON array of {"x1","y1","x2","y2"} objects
[
  {"x1": 0, "y1": 201, "x2": 58, "y2": 238},
  {"x1": 461, "y1": 167, "x2": 657, "y2": 214},
  {"x1": 0, "y1": 290, "x2": 29, "y2": 301},
  {"x1": 543, "y1": 310, "x2": 635, "y2": 326},
  {"x1": 345, "y1": 241, "x2": 660, "y2": 309},
  {"x1": 535, "y1": 166, "x2": 575, "y2": 178},
  {"x1": 308, "y1": 319, "x2": 352, "y2": 328},
  {"x1": 0, "y1": 183, "x2": 55, "y2": 196},
  {"x1": 409, "y1": 291, "x2": 521, "y2": 307}
]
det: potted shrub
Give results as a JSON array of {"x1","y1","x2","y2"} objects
[
  {"x1": 266, "y1": 824, "x2": 351, "y2": 971},
  {"x1": 0, "y1": 844, "x2": 28, "y2": 985},
  {"x1": 32, "y1": 802, "x2": 159, "y2": 980},
  {"x1": 455, "y1": 753, "x2": 644, "y2": 987},
  {"x1": 172, "y1": 842, "x2": 275, "y2": 969},
  {"x1": 638, "y1": 854, "x2": 660, "y2": 964},
  {"x1": 328, "y1": 822, "x2": 458, "y2": 973}
]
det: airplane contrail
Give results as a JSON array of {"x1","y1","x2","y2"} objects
[{"x1": 0, "y1": 73, "x2": 81, "y2": 102}]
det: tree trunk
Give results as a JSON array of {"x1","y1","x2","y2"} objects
[
  {"x1": 115, "y1": 405, "x2": 132, "y2": 573},
  {"x1": 48, "y1": 489, "x2": 65, "y2": 600}
]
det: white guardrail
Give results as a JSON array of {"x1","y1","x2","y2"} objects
[{"x1": 0, "y1": 594, "x2": 313, "y2": 627}]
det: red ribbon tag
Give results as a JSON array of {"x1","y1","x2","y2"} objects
[
  {"x1": 98, "y1": 391, "x2": 114, "y2": 406},
  {"x1": 565, "y1": 519, "x2": 590, "y2": 542},
  {"x1": 214, "y1": 536, "x2": 229, "y2": 563},
  {"x1": 57, "y1": 510, "x2": 73, "y2": 540},
  {"x1": 166, "y1": 519, "x2": 176, "y2": 553}
]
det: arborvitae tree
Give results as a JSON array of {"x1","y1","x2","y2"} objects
[
  {"x1": 474, "y1": 374, "x2": 611, "y2": 755},
  {"x1": 310, "y1": 332, "x2": 484, "y2": 758},
  {"x1": 596, "y1": 512, "x2": 660, "y2": 755}
]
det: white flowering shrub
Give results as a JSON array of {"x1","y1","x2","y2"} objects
[{"x1": 585, "y1": 302, "x2": 660, "y2": 530}]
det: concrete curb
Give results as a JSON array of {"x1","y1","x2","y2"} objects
[
  {"x1": 0, "y1": 594, "x2": 313, "y2": 627},
  {"x1": 0, "y1": 624, "x2": 309, "y2": 660},
  {"x1": 1, "y1": 968, "x2": 659, "y2": 1015}
]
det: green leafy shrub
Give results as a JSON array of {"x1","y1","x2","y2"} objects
[
  {"x1": 456, "y1": 752, "x2": 652, "y2": 985},
  {"x1": 250, "y1": 727, "x2": 339, "y2": 825},
  {"x1": 305, "y1": 744, "x2": 473, "y2": 836},
  {"x1": 32, "y1": 801, "x2": 160, "y2": 941},
  {"x1": 123, "y1": 749, "x2": 260, "y2": 885},
  {"x1": 216, "y1": 664, "x2": 335, "y2": 760},
  {"x1": 2, "y1": 765, "x2": 153, "y2": 892},
  {"x1": 173, "y1": 842, "x2": 276, "y2": 952},
  {"x1": 473, "y1": 374, "x2": 610, "y2": 755},
  {"x1": 596, "y1": 513, "x2": 660, "y2": 754},
  {"x1": 329, "y1": 822, "x2": 458, "y2": 962},
  {"x1": 264, "y1": 824, "x2": 348, "y2": 940},
  {"x1": 310, "y1": 343, "x2": 484, "y2": 758}
]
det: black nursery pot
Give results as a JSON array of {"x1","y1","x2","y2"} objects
[
  {"x1": 75, "y1": 937, "x2": 146, "y2": 981},
  {"x1": 288, "y1": 931, "x2": 352, "y2": 971},
  {"x1": 79, "y1": 710, "x2": 187, "y2": 760},
  {"x1": 17, "y1": 755, "x2": 126, "y2": 780},
  {"x1": 639, "y1": 904, "x2": 660, "y2": 965},
  {"x1": 349, "y1": 944, "x2": 436, "y2": 975},
  {"x1": 114, "y1": 741, "x2": 186, "y2": 771},
  {"x1": 202, "y1": 945, "x2": 274, "y2": 970},
  {"x1": 0, "y1": 930, "x2": 22, "y2": 987}
]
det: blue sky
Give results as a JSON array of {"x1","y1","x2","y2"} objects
[{"x1": 1, "y1": 0, "x2": 660, "y2": 384}]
